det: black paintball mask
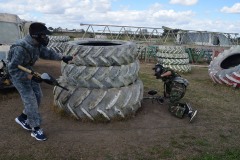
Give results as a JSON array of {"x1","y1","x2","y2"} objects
[
  {"x1": 29, "y1": 22, "x2": 51, "y2": 47},
  {"x1": 152, "y1": 63, "x2": 164, "y2": 79}
]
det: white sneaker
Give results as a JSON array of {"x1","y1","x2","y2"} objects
[
  {"x1": 31, "y1": 128, "x2": 47, "y2": 141},
  {"x1": 15, "y1": 117, "x2": 32, "y2": 131},
  {"x1": 189, "y1": 110, "x2": 197, "y2": 123}
]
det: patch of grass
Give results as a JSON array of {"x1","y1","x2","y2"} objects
[
  {"x1": 0, "y1": 154, "x2": 36, "y2": 160},
  {"x1": 170, "y1": 134, "x2": 197, "y2": 149},
  {"x1": 103, "y1": 154, "x2": 116, "y2": 160},
  {"x1": 219, "y1": 133, "x2": 229, "y2": 142},
  {"x1": 139, "y1": 72, "x2": 163, "y2": 93},
  {"x1": 2, "y1": 62, "x2": 240, "y2": 160},
  {"x1": 148, "y1": 145, "x2": 163, "y2": 154},
  {"x1": 146, "y1": 146, "x2": 173, "y2": 159},
  {"x1": 160, "y1": 149, "x2": 173, "y2": 159},
  {"x1": 179, "y1": 134, "x2": 196, "y2": 140},
  {"x1": 195, "y1": 139, "x2": 210, "y2": 147},
  {"x1": 190, "y1": 148, "x2": 240, "y2": 160},
  {"x1": 171, "y1": 140, "x2": 186, "y2": 149}
]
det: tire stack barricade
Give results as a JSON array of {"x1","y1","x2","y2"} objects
[
  {"x1": 47, "y1": 35, "x2": 70, "y2": 54},
  {"x1": 156, "y1": 45, "x2": 191, "y2": 73},
  {"x1": 53, "y1": 40, "x2": 144, "y2": 121},
  {"x1": 208, "y1": 45, "x2": 240, "y2": 87}
]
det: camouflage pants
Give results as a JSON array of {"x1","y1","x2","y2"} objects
[
  {"x1": 165, "y1": 81, "x2": 187, "y2": 118},
  {"x1": 12, "y1": 79, "x2": 43, "y2": 128}
]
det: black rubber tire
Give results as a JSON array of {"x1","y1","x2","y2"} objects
[
  {"x1": 65, "y1": 40, "x2": 138, "y2": 67},
  {"x1": 158, "y1": 58, "x2": 189, "y2": 65},
  {"x1": 156, "y1": 45, "x2": 191, "y2": 73},
  {"x1": 47, "y1": 42, "x2": 67, "y2": 54},
  {"x1": 60, "y1": 60, "x2": 140, "y2": 88},
  {"x1": 53, "y1": 79, "x2": 144, "y2": 121},
  {"x1": 208, "y1": 46, "x2": 240, "y2": 87},
  {"x1": 48, "y1": 36, "x2": 70, "y2": 42},
  {"x1": 163, "y1": 64, "x2": 191, "y2": 73}
]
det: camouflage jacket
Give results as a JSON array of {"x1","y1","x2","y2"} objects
[
  {"x1": 7, "y1": 35, "x2": 62, "y2": 81},
  {"x1": 161, "y1": 67, "x2": 189, "y2": 86}
]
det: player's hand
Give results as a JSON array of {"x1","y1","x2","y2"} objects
[{"x1": 31, "y1": 76, "x2": 43, "y2": 83}]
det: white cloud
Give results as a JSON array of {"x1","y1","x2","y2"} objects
[
  {"x1": 221, "y1": 3, "x2": 240, "y2": 14},
  {"x1": 148, "y1": 3, "x2": 163, "y2": 11},
  {"x1": 169, "y1": 0, "x2": 198, "y2": 6},
  {"x1": 92, "y1": 0, "x2": 111, "y2": 12},
  {"x1": 0, "y1": 0, "x2": 239, "y2": 33},
  {"x1": 152, "y1": 10, "x2": 193, "y2": 21}
]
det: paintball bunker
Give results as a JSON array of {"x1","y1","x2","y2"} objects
[
  {"x1": 208, "y1": 46, "x2": 240, "y2": 87},
  {"x1": 53, "y1": 40, "x2": 144, "y2": 121}
]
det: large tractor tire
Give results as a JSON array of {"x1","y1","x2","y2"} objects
[
  {"x1": 61, "y1": 60, "x2": 140, "y2": 88},
  {"x1": 53, "y1": 79, "x2": 143, "y2": 121},
  {"x1": 47, "y1": 36, "x2": 70, "y2": 54},
  {"x1": 47, "y1": 42, "x2": 67, "y2": 54},
  {"x1": 162, "y1": 64, "x2": 191, "y2": 73},
  {"x1": 54, "y1": 39, "x2": 143, "y2": 121},
  {"x1": 160, "y1": 58, "x2": 189, "y2": 65},
  {"x1": 48, "y1": 35, "x2": 70, "y2": 42},
  {"x1": 65, "y1": 40, "x2": 138, "y2": 66},
  {"x1": 157, "y1": 52, "x2": 189, "y2": 59},
  {"x1": 208, "y1": 46, "x2": 240, "y2": 87},
  {"x1": 156, "y1": 45, "x2": 191, "y2": 73}
]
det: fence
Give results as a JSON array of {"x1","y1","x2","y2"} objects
[{"x1": 78, "y1": 23, "x2": 239, "y2": 64}]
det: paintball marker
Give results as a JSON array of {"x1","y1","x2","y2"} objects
[
  {"x1": 143, "y1": 90, "x2": 164, "y2": 104},
  {"x1": 17, "y1": 65, "x2": 68, "y2": 91},
  {"x1": 0, "y1": 60, "x2": 12, "y2": 88}
]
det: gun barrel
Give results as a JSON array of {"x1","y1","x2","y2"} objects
[
  {"x1": 18, "y1": 65, "x2": 69, "y2": 91},
  {"x1": 57, "y1": 84, "x2": 69, "y2": 91}
]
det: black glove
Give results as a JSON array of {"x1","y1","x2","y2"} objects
[
  {"x1": 62, "y1": 56, "x2": 73, "y2": 64},
  {"x1": 31, "y1": 76, "x2": 43, "y2": 83}
]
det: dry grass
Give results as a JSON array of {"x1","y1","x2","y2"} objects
[
  {"x1": 0, "y1": 61, "x2": 239, "y2": 160},
  {"x1": 139, "y1": 62, "x2": 240, "y2": 160}
]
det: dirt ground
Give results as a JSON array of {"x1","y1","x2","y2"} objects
[{"x1": 0, "y1": 60, "x2": 239, "y2": 160}]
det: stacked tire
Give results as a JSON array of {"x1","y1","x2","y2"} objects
[
  {"x1": 53, "y1": 40, "x2": 144, "y2": 121},
  {"x1": 156, "y1": 45, "x2": 191, "y2": 73},
  {"x1": 208, "y1": 46, "x2": 240, "y2": 87},
  {"x1": 47, "y1": 35, "x2": 70, "y2": 54},
  {"x1": 48, "y1": 36, "x2": 70, "y2": 42}
]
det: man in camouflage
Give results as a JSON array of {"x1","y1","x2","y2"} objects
[
  {"x1": 7, "y1": 22, "x2": 73, "y2": 141},
  {"x1": 153, "y1": 64, "x2": 197, "y2": 122}
]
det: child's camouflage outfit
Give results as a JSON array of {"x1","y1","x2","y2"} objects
[
  {"x1": 153, "y1": 64, "x2": 197, "y2": 121},
  {"x1": 161, "y1": 67, "x2": 189, "y2": 118}
]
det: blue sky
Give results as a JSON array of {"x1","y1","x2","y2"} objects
[{"x1": 0, "y1": 0, "x2": 239, "y2": 34}]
